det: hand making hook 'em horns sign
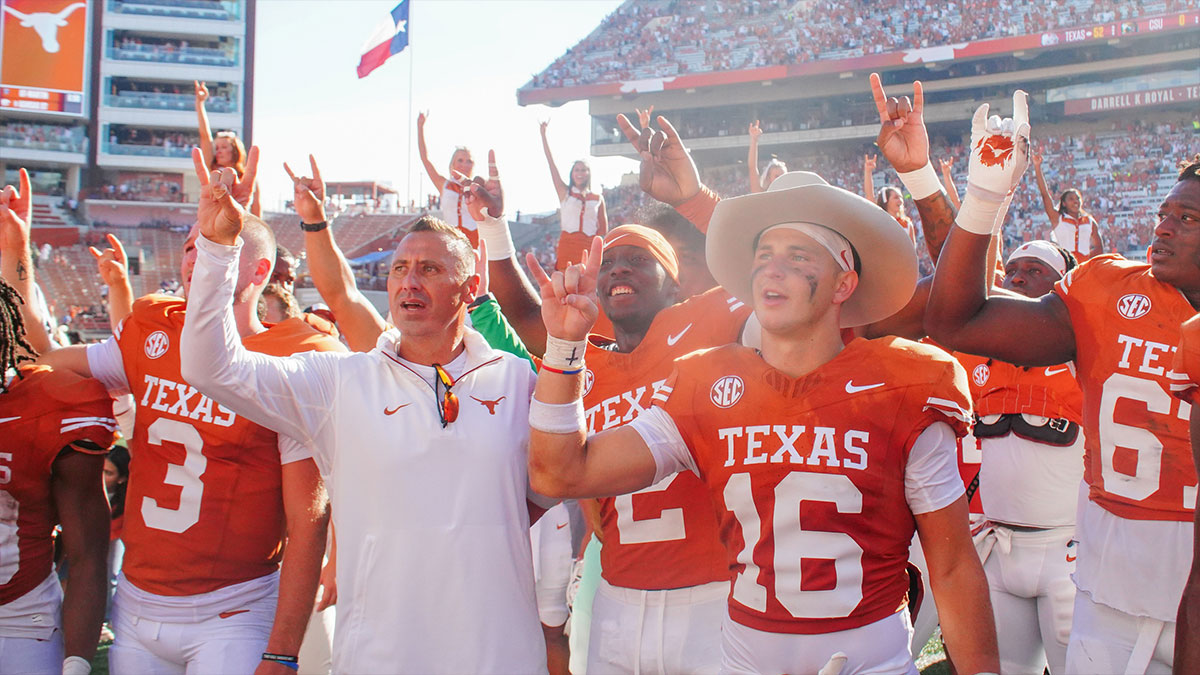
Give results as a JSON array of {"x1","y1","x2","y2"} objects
[
  {"x1": 284, "y1": 154, "x2": 327, "y2": 226},
  {"x1": 459, "y1": 149, "x2": 504, "y2": 221},
  {"x1": 615, "y1": 113, "x2": 701, "y2": 206},
  {"x1": 192, "y1": 146, "x2": 246, "y2": 247},
  {"x1": 870, "y1": 72, "x2": 928, "y2": 173},
  {"x1": 526, "y1": 235, "x2": 603, "y2": 342}
]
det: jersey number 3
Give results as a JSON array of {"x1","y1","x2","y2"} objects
[{"x1": 141, "y1": 418, "x2": 208, "y2": 533}]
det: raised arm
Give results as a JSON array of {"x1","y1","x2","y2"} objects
[
  {"x1": 0, "y1": 168, "x2": 51, "y2": 354},
  {"x1": 595, "y1": 197, "x2": 608, "y2": 237},
  {"x1": 194, "y1": 80, "x2": 215, "y2": 168},
  {"x1": 53, "y1": 449, "x2": 109, "y2": 671},
  {"x1": 89, "y1": 233, "x2": 134, "y2": 328},
  {"x1": 924, "y1": 92, "x2": 1077, "y2": 366},
  {"x1": 539, "y1": 121, "x2": 568, "y2": 203},
  {"x1": 869, "y1": 73, "x2": 957, "y2": 264},
  {"x1": 862, "y1": 154, "x2": 877, "y2": 201},
  {"x1": 1090, "y1": 216, "x2": 1105, "y2": 255},
  {"x1": 748, "y1": 121, "x2": 765, "y2": 193},
  {"x1": 467, "y1": 154, "x2": 549, "y2": 357},
  {"x1": 284, "y1": 155, "x2": 387, "y2": 352},
  {"x1": 1032, "y1": 151, "x2": 1060, "y2": 227},
  {"x1": 525, "y1": 240, "x2": 659, "y2": 499},
  {"x1": 179, "y1": 149, "x2": 337, "y2": 446},
  {"x1": 416, "y1": 112, "x2": 447, "y2": 193},
  {"x1": 939, "y1": 157, "x2": 961, "y2": 210}
]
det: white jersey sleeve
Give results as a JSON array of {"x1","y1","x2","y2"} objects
[
  {"x1": 85, "y1": 336, "x2": 130, "y2": 395},
  {"x1": 180, "y1": 235, "x2": 341, "y2": 451},
  {"x1": 905, "y1": 421, "x2": 966, "y2": 515},
  {"x1": 278, "y1": 435, "x2": 315, "y2": 465},
  {"x1": 628, "y1": 405, "x2": 697, "y2": 484}
]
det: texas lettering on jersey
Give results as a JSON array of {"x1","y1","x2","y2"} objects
[
  {"x1": 114, "y1": 295, "x2": 344, "y2": 596},
  {"x1": 585, "y1": 286, "x2": 749, "y2": 590},
  {"x1": 0, "y1": 367, "x2": 115, "y2": 604},
  {"x1": 1053, "y1": 255, "x2": 1198, "y2": 521},
  {"x1": 657, "y1": 338, "x2": 971, "y2": 634}
]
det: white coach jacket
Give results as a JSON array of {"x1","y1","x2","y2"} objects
[{"x1": 180, "y1": 235, "x2": 548, "y2": 674}]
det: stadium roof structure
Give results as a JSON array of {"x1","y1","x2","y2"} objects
[{"x1": 519, "y1": 6, "x2": 1200, "y2": 107}]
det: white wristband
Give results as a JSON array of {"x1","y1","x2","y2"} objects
[
  {"x1": 63, "y1": 656, "x2": 92, "y2": 675},
  {"x1": 955, "y1": 188, "x2": 1007, "y2": 236},
  {"x1": 543, "y1": 335, "x2": 587, "y2": 371},
  {"x1": 530, "y1": 397, "x2": 586, "y2": 434},
  {"x1": 477, "y1": 209, "x2": 515, "y2": 260},
  {"x1": 896, "y1": 162, "x2": 943, "y2": 201}
]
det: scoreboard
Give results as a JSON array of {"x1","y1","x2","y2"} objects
[
  {"x1": 0, "y1": 0, "x2": 90, "y2": 118},
  {"x1": 0, "y1": 87, "x2": 85, "y2": 115}
]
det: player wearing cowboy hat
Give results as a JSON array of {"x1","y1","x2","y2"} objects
[{"x1": 527, "y1": 170, "x2": 999, "y2": 674}]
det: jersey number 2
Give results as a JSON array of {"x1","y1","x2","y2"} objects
[{"x1": 141, "y1": 418, "x2": 207, "y2": 533}]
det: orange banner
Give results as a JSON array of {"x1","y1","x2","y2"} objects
[{"x1": 1, "y1": 0, "x2": 89, "y2": 98}]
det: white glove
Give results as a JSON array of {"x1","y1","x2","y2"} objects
[
  {"x1": 476, "y1": 207, "x2": 515, "y2": 260},
  {"x1": 63, "y1": 656, "x2": 91, "y2": 675},
  {"x1": 957, "y1": 90, "x2": 1030, "y2": 235}
]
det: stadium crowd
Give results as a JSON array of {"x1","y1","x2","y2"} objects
[
  {"x1": 5, "y1": 16, "x2": 1200, "y2": 675},
  {"x1": 527, "y1": 0, "x2": 1196, "y2": 89}
]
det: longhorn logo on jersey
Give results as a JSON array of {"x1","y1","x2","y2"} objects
[
  {"x1": 1117, "y1": 293, "x2": 1152, "y2": 320},
  {"x1": 144, "y1": 330, "x2": 169, "y2": 359},
  {"x1": 710, "y1": 375, "x2": 744, "y2": 409}
]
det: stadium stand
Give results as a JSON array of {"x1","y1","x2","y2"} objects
[{"x1": 524, "y1": 0, "x2": 1195, "y2": 91}]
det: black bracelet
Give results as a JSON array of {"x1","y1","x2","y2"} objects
[
  {"x1": 468, "y1": 293, "x2": 492, "y2": 310},
  {"x1": 262, "y1": 652, "x2": 299, "y2": 670},
  {"x1": 300, "y1": 220, "x2": 328, "y2": 232}
]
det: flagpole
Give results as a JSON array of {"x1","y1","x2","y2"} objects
[{"x1": 405, "y1": 1, "x2": 414, "y2": 211}]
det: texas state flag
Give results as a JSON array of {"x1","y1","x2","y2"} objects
[{"x1": 357, "y1": 0, "x2": 409, "y2": 79}]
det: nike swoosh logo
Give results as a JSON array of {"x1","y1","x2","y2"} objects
[
  {"x1": 1044, "y1": 367, "x2": 1070, "y2": 377},
  {"x1": 384, "y1": 404, "x2": 411, "y2": 416},
  {"x1": 666, "y1": 324, "x2": 693, "y2": 346},
  {"x1": 845, "y1": 381, "x2": 885, "y2": 393},
  {"x1": 1065, "y1": 555, "x2": 1077, "y2": 563},
  {"x1": 0, "y1": 416, "x2": 20, "y2": 424},
  {"x1": 218, "y1": 609, "x2": 250, "y2": 619},
  {"x1": 556, "y1": 522, "x2": 568, "y2": 530}
]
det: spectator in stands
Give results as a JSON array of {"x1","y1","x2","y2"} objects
[
  {"x1": 416, "y1": 111, "x2": 480, "y2": 246},
  {"x1": 864, "y1": 153, "x2": 919, "y2": 248},
  {"x1": 747, "y1": 120, "x2": 786, "y2": 193},
  {"x1": 194, "y1": 80, "x2": 261, "y2": 216},
  {"x1": 539, "y1": 120, "x2": 608, "y2": 270},
  {"x1": 1033, "y1": 150, "x2": 1104, "y2": 261}
]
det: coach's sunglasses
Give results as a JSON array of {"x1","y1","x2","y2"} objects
[{"x1": 433, "y1": 363, "x2": 459, "y2": 428}]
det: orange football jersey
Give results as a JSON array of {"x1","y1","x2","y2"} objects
[
  {"x1": 1170, "y1": 314, "x2": 1200, "y2": 400},
  {"x1": 1053, "y1": 255, "x2": 1198, "y2": 521},
  {"x1": 0, "y1": 366, "x2": 115, "y2": 603},
  {"x1": 586, "y1": 287, "x2": 750, "y2": 590},
  {"x1": 115, "y1": 296, "x2": 344, "y2": 596},
  {"x1": 656, "y1": 337, "x2": 971, "y2": 634},
  {"x1": 956, "y1": 354, "x2": 1083, "y2": 423}
]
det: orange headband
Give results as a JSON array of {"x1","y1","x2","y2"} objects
[{"x1": 603, "y1": 224, "x2": 679, "y2": 282}]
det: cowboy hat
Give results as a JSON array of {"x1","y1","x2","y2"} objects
[{"x1": 706, "y1": 171, "x2": 919, "y2": 327}]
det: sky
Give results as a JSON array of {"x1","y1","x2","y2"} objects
[{"x1": 252, "y1": 0, "x2": 635, "y2": 216}]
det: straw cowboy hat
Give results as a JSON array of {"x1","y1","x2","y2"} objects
[{"x1": 706, "y1": 171, "x2": 919, "y2": 327}]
